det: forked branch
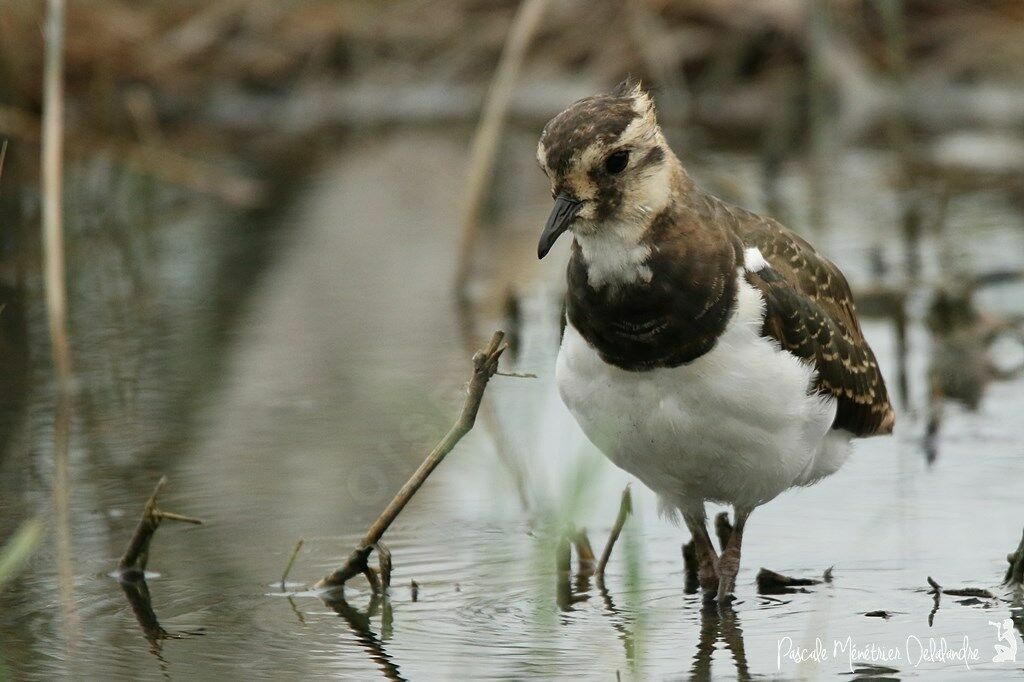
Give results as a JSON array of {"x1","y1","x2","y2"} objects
[
  {"x1": 117, "y1": 477, "x2": 203, "y2": 578},
  {"x1": 316, "y1": 331, "x2": 507, "y2": 591}
]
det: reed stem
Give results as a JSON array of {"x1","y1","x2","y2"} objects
[{"x1": 42, "y1": 0, "x2": 72, "y2": 384}]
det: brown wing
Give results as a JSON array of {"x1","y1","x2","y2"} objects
[{"x1": 737, "y1": 216, "x2": 895, "y2": 437}]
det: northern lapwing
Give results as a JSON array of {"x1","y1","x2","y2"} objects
[{"x1": 536, "y1": 80, "x2": 894, "y2": 601}]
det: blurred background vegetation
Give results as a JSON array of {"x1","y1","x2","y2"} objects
[
  {"x1": 3, "y1": 0, "x2": 1024, "y2": 196},
  {"x1": 2, "y1": 0, "x2": 1022, "y2": 464}
]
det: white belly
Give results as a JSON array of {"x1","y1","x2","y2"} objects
[{"x1": 555, "y1": 277, "x2": 850, "y2": 514}]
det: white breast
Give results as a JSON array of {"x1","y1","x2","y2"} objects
[
  {"x1": 555, "y1": 274, "x2": 849, "y2": 515},
  {"x1": 576, "y1": 228, "x2": 653, "y2": 288}
]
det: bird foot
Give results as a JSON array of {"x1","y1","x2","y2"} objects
[
  {"x1": 716, "y1": 579, "x2": 737, "y2": 603},
  {"x1": 699, "y1": 562, "x2": 719, "y2": 600},
  {"x1": 716, "y1": 550, "x2": 740, "y2": 602}
]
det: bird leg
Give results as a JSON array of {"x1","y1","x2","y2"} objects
[
  {"x1": 683, "y1": 513, "x2": 719, "y2": 598},
  {"x1": 717, "y1": 509, "x2": 751, "y2": 602}
]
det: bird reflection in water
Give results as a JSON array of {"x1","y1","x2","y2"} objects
[
  {"x1": 557, "y1": 537, "x2": 751, "y2": 680},
  {"x1": 689, "y1": 602, "x2": 751, "y2": 681}
]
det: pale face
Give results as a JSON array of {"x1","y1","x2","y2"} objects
[{"x1": 536, "y1": 87, "x2": 672, "y2": 243}]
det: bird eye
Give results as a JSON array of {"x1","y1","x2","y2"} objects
[{"x1": 604, "y1": 150, "x2": 629, "y2": 174}]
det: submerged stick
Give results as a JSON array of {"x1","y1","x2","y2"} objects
[
  {"x1": 316, "y1": 331, "x2": 507, "y2": 591},
  {"x1": 596, "y1": 486, "x2": 632, "y2": 583},
  {"x1": 118, "y1": 477, "x2": 203, "y2": 577},
  {"x1": 756, "y1": 568, "x2": 821, "y2": 594},
  {"x1": 926, "y1": 576, "x2": 994, "y2": 599}
]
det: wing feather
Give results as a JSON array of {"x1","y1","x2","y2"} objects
[{"x1": 734, "y1": 213, "x2": 895, "y2": 436}]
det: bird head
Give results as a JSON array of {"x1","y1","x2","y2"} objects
[{"x1": 536, "y1": 79, "x2": 674, "y2": 259}]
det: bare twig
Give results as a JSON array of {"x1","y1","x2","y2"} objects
[
  {"x1": 41, "y1": 0, "x2": 72, "y2": 385},
  {"x1": 315, "y1": 331, "x2": 507, "y2": 591},
  {"x1": 454, "y1": 0, "x2": 548, "y2": 299},
  {"x1": 454, "y1": 300, "x2": 531, "y2": 511},
  {"x1": 280, "y1": 538, "x2": 304, "y2": 589},
  {"x1": 118, "y1": 477, "x2": 203, "y2": 577},
  {"x1": 156, "y1": 511, "x2": 202, "y2": 524},
  {"x1": 596, "y1": 485, "x2": 632, "y2": 583}
]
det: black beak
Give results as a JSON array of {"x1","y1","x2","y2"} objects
[{"x1": 537, "y1": 194, "x2": 582, "y2": 259}]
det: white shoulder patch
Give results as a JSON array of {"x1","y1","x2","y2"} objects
[{"x1": 743, "y1": 247, "x2": 768, "y2": 273}]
